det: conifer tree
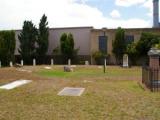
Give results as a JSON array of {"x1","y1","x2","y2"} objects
[{"x1": 18, "y1": 21, "x2": 37, "y2": 64}]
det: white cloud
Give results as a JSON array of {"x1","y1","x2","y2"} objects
[
  {"x1": 0, "y1": 0, "x2": 151, "y2": 30},
  {"x1": 142, "y1": 0, "x2": 153, "y2": 17},
  {"x1": 115, "y1": 0, "x2": 146, "y2": 7},
  {"x1": 110, "y1": 10, "x2": 121, "y2": 18}
]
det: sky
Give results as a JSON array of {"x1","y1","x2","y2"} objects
[{"x1": 0, "y1": 0, "x2": 155, "y2": 30}]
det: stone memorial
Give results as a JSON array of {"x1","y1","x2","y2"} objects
[
  {"x1": 0, "y1": 80, "x2": 32, "y2": 90},
  {"x1": 0, "y1": 61, "x2": 1, "y2": 68},
  {"x1": 33, "y1": 59, "x2": 36, "y2": 66},
  {"x1": 10, "y1": 61, "x2": 13, "y2": 67},
  {"x1": 51, "y1": 59, "x2": 54, "y2": 66},
  {"x1": 68, "y1": 59, "x2": 71, "y2": 66},
  {"x1": 58, "y1": 87, "x2": 85, "y2": 96},
  {"x1": 21, "y1": 60, "x2": 24, "y2": 66},
  {"x1": 85, "y1": 61, "x2": 89, "y2": 65},
  {"x1": 123, "y1": 54, "x2": 128, "y2": 67},
  {"x1": 64, "y1": 66, "x2": 73, "y2": 72}
]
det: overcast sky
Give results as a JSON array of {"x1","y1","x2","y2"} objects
[{"x1": 0, "y1": 0, "x2": 155, "y2": 30}]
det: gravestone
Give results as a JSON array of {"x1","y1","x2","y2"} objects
[
  {"x1": 0, "y1": 80, "x2": 32, "y2": 90},
  {"x1": 58, "y1": 87, "x2": 85, "y2": 96},
  {"x1": 123, "y1": 54, "x2": 128, "y2": 67},
  {"x1": 10, "y1": 61, "x2": 13, "y2": 67},
  {"x1": 85, "y1": 61, "x2": 89, "y2": 65},
  {"x1": 64, "y1": 66, "x2": 73, "y2": 72},
  {"x1": 21, "y1": 60, "x2": 23, "y2": 66},
  {"x1": 68, "y1": 59, "x2": 71, "y2": 66},
  {"x1": 0, "y1": 61, "x2": 1, "y2": 68},
  {"x1": 51, "y1": 59, "x2": 54, "y2": 66},
  {"x1": 33, "y1": 59, "x2": 36, "y2": 66}
]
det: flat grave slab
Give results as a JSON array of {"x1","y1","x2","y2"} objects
[
  {"x1": 0, "y1": 80, "x2": 32, "y2": 90},
  {"x1": 44, "y1": 66, "x2": 52, "y2": 70},
  {"x1": 17, "y1": 68, "x2": 32, "y2": 73},
  {"x1": 58, "y1": 87, "x2": 85, "y2": 96}
]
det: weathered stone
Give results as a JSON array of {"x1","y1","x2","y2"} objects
[
  {"x1": 14, "y1": 63, "x2": 23, "y2": 68},
  {"x1": 64, "y1": 66, "x2": 73, "y2": 72}
]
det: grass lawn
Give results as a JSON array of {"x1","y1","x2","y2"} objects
[{"x1": 0, "y1": 66, "x2": 159, "y2": 120}]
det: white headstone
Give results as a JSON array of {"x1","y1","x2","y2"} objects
[
  {"x1": 33, "y1": 59, "x2": 36, "y2": 66},
  {"x1": 21, "y1": 60, "x2": 23, "y2": 66},
  {"x1": 10, "y1": 61, "x2": 13, "y2": 67},
  {"x1": 51, "y1": 59, "x2": 54, "y2": 66},
  {"x1": 85, "y1": 61, "x2": 89, "y2": 65},
  {"x1": 123, "y1": 54, "x2": 128, "y2": 67},
  {"x1": 68, "y1": 59, "x2": 71, "y2": 66},
  {"x1": 0, "y1": 61, "x2": 1, "y2": 68}
]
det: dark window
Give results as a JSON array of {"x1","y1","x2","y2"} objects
[
  {"x1": 99, "y1": 36, "x2": 107, "y2": 53},
  {"x1": 125, "y1": 35, "x2": 134, "y2": 45}
]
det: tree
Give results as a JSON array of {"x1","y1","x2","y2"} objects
[
  {"x1": 112, "y1": 27, "x2": 126, "y2": 64},
  {"x1": 18, "y1": 21, "x2": 38, "y2": 64},
  {"x1": 0, "y1": 31, "x2": 15, "y2": 66},
  {"x1": 60, "y1": 33, "x2": 78, "y2": 62},
  {"x1": 126, "y1": 43, "x2": 138, "y2": 65},
  {"x1": 136, "y1": 32, "x2": 160, "y2": 57},
  {"x1": 37, "y1": 14, "x2": 49, "y2": 62}
]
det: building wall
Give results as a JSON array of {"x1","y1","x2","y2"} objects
[
  {"x1": 91, "y1": 28, "x2": 160, "y2": 64},
  {"x1": 14, "y1": 27, "x2": 92, "y2": 56},
  {"x1": 14, "y1": 27, "x2": 160, "y2": 64}
]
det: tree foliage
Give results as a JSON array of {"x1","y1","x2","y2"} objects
[
  {"x1": 112, "y1": 27, "x2": 126, "y2": 64},
  {"x1": 136, "y1": 32, "x2": 160, "y2": 57},
  {"x1": 37, "y1": 14, "x2": 49, "y2": 60},
  {"x1": 126, "y1": 43, "x2": 138, "y2": 65},
  {"x1": 60, "y1": 33, "x2": 78, "y2": 61},
  {"x1": 0, "y1": 31, "x2": 15, "y2": 66},
  {"x1": 18, "y1": 21, "x2": 38, "y2": 64}
]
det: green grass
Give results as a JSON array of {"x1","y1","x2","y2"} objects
[
  {"x1": 0, "y1": 66, "x2": 159, "y2": 120},
  {"x1": 37, "y1": 66, "x2": 141, "y2": 79}
]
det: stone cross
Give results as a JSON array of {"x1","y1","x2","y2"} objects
[
  {"x1": 33, "y1": 59, "x2": 36, "y2": 66},
  {"x1": 51, "y1": 59, "x2": 54, "y2": 66},
  {"x1": 21, "y1": 60, "x2": 24, "y2": 66}
]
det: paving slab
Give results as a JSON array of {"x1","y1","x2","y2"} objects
[
  {"x1": 0, "y1": 80, "x2": 32, "y2": 90},
  {"x1": 58, "y1": 87, "x2": 85, "y2": 96}
]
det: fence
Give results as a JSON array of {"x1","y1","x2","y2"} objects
[{"x1": 142, "y1": 66, "x2": 160, "y2": 92}]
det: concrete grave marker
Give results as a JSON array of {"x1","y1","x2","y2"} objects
[
  {"x1": 17, "y1": 68, "x2": 32, "y2": 73},
  {"x1": 68, "y1": 59, "x2": 71, "y2": 66},
  {"x1": 0, "y1": 80, "x2": 32, "y2": 90},
  {"x1": 51, "y1": 59, "x2": 54, "y2": 66},
  {"x1": 85, "y1": 61, "x2": 89, "y2": 65},
  {"x1": 58, "y1": 87, "x2": 85, "y2": 96},
  {"x1": 0, "y1": 61, "x2": 1, "y2": 68},
  {"x1": 123, "y1": 54, "x2": 128, "y2": 67},
  {"x1": 21, "y1": 60, "x2": 24, "y2": 66},
  {"x1": 44, "y1": 66, "x2": 52, "y2": 70},
  {"x1": 33, "y1": 59, "x2": 36, "y2": 66},
  {"x1": 10, "y1": 61, "x2": 13, "y2": 67}
]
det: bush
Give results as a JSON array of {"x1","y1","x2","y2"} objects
[{"x1": 92, "y1": 51, "x2": 108, "y2": 65}]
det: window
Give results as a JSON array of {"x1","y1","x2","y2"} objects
[
  {"x1": 99, "y1": 36, "x2": 107, "y2": 53},
  {"x1": 125, "y1": 35, "x2": 134, "y2": 45}
]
